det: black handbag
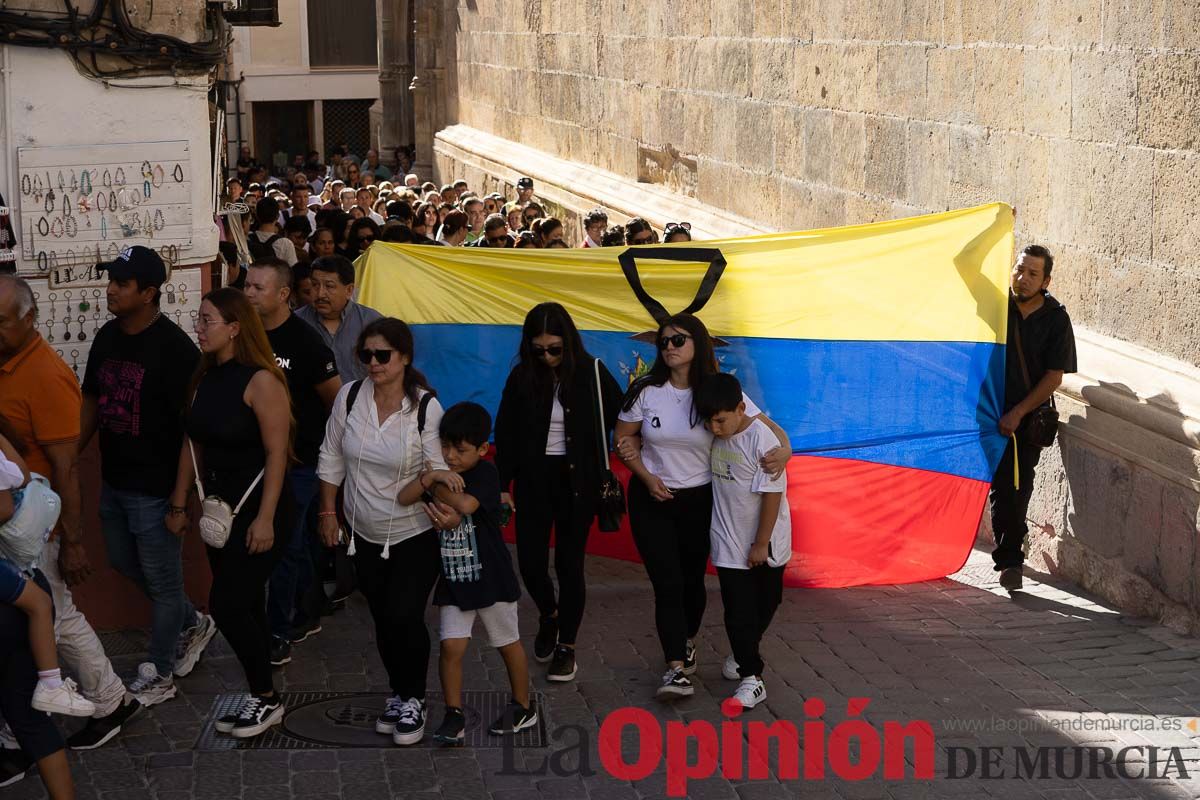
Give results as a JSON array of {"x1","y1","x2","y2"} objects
[
  {"x1": 1012, "y1": 316, "x2": 1059, "y2": 448},
  {"x1": 591, "y1": 358, "x2": 626, "y2": 531}
]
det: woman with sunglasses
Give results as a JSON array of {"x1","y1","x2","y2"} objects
[
  {"x1": 316, "y1": 318, "x2": 450, "y2": 746},
  {"x1": 664, "y1": 222, "x2": 693, "y2": 243},
  {"x1": 614, "y1": 313, "x2": 790, "y2": 700},
  {"x1": 347, "y1": 218, "x2": 380, "y2": 258},
  {"x1": 494, "y1": 303, "x2": 623, "y2": 682}
]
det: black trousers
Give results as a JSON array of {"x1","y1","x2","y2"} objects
[
  {"x1": 352, "y1": 531, "x2": 440, "y2": 700},
  {"x1": 628, "y1": 479, "x2": 713, "y2": 664},
  {"x1": 206, "y1": 479, "x2": 292, "y2": 697},
  {"x1": 989, "y1": 436, "x2": 1043, "y2": 570},
  {"x1": 0, "y1": 570, "x2": 63, "y2": 761},
  {"x1": 514, "y1": 456, "x2": 593, "y2": 645},
  {"x1": 717, "y1": 565, "x2": 784, "y2": 678}
]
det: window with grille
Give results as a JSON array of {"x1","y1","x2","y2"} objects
[
  {"x1": 224, "y1": 0, "x2": 280, "y2": 26},
  {"x1": 323, "y1": 100, "x2": 375, "y2": 162},
  {"x1": 307, "y1": 0, "x2": 378, "y2": 67}
]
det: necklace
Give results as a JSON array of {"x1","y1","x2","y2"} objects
[{"x1": 130, "y1": 310, "x2": 161, "y2": 335}]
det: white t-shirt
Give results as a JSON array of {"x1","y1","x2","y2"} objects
[
  {"x1": 618, "y1": 382, "x2": 761, "y2": 489},
  {"x1": 709, "y1": 419, "x2": 792, "y2": 570},
  {"x1": 0, "y1": 452, "x2": 24, "y2": 491},
  {"x1": 254, "y1": 230, "x2": 298, "y2": 267},
  {"x1": 545, "y1": 394, "x2": 567, "y2": 455}
]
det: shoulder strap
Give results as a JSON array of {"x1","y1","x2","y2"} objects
[
  {"x1": 417, "y1": 392, "x2": 433, "y2": 433},
  {"x1": 188, "y1": 439, "x2": 206, "y2": 499},
  {"x1": 345, "y1": 379, "x2": 363, "y2": 419},
  {"x1": 593, "y1": 358, "x2": 610, "y2": 473},
  {"x1": 1011, "y1": 305, "x2": 1033, "y2": 393}
]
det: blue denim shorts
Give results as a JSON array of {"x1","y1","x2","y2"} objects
[{"x1": 0, "y1": 556, "x2": 28, "y2": 605}]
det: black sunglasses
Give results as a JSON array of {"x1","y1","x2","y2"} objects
[
  {"x1": 357, "y1": 348, "x2": 395, "y2": 365},
  {"x1": 665, "y1": 221, "x2": 692, "y2": 232},
  {"x1": 631, "y1": 233, "x2": 655, "y2": 245},
  {"x1": 659, "y1": 333, "x2": 692, "y2": 350},
  {"x1": 532, "y1": 344, "x2": 564, "y2": 357}
]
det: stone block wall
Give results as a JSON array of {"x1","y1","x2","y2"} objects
[{"x1": 448, "y1": 0, "x2": 1200, "y2": 368}]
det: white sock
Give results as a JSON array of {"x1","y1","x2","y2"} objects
[{"x1": 37, "y1": 669, "x2": 63, "y2": 690}]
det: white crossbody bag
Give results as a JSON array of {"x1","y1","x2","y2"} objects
[{"x1": 189, "y1": 441, "x2": 264, "y2": 549}]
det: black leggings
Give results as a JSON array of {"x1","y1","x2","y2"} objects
[
  {"x1": 206, "y1": 483, "x2": 292, "y2": 697},
  {"x1": 352, "y1": 530, "x2": 440, "y2": 700},
  {"x1": 627, "y1": 479, "x2": 713, "y2": 664},
  {"x1": 0, "y1": 571, "x2": 63, "y2": 761},
  {"x1": 514, "y1": 457, "x2": 593, "y2": 645},
  {"x1": 717, "y1": 565, "x2": 784, "y2": 678}
]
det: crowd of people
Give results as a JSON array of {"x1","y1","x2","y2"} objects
[{"x1": 0, "y1": 150, "x2": 1075, "y2": 797}]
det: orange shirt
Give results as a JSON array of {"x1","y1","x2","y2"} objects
[{"x1": 0, "y1": 333, "x2": 81, "y2": 477}]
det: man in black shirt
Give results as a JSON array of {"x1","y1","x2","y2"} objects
[
  {"x1": 991, "y1": 244, "x2": 1077, "y2": 591},
  {"x1": 81, "y1": 246, "x2": 217, "y2": 706},
  {"x1": 244, "y1": 257, "x2": 341, "y2": 664}
]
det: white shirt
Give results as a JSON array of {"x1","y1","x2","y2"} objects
[
  {"x1": 254, "y1": 230, "x2": 298, "y2": 267},
  {"x1": 0, "y1": 451, "x2": 24, "y2": 491},
  {"x1": 618, "y1": 383, "x2": 761, "y2": 489},
  {"x1": 545, "y1": 394, "x2": 567, "y2": 455},
  {"x1": 317, "y1": 381, "x2": 447, "y2": 549},
  {"x1": 368, "y1": 211, "x2": 386, "y2": 226},
  {"x1": 709, "y1": 419, "x2": 792, "y2": 569}
]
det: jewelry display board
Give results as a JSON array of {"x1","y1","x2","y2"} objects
[{"x1": 16, "y1": 141, "x2": 194, "y2": 288}]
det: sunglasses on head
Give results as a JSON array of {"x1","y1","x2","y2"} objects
[
  {"x1": 665, "y1": 221, "x2": 692, "y2": 233},
  {"x1": 659, "y1": 333, "x2": 692, "y2": 350},
  {"x1": 532, "y1": 344, "x2": 564, "y2": 357},
  {"x1": 357, "y1": 348, "x2": 395, "y2": 365}
]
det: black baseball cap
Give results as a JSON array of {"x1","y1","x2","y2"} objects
[
  {"x1": 97, "y1": 245, "x2": 167, "y2": 285},
  {"x1": 516, "y1": 176, "x2": 534, "y2": 189}
]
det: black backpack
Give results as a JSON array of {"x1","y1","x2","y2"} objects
[
  {"x1": 247, "y1": 232, "x2": 283, "y2": 262},
  {"x1": 345, "y1": 380, "x2": 433, "y2": 433}
]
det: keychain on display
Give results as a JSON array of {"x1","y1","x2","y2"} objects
[
  {"x1": 93, "y1": 309, "x2": 101, "y2": 335},
  {"x1": 63, "y1": 290, "x2": 72, "y2": 318},
  {"x1": 70, "y1": 350, "x2": 80, "y2": 382},
  {"x1": 76, "y1": 315, "x2": 87, "y2": 342},
  {"x1": 165, "y1": 283, "x2": 176, "y2": 304},
  {"x1": 178, "y1": 283, "x2": 188, "y2": 304}
]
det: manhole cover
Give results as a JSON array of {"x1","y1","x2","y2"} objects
[{"x1": 195, "y1": 691, "x2": 546, "y2": 750}]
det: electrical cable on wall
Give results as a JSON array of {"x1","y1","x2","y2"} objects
[{"x1": 0, "y1": 0, "x2": 229, "y2": 83}]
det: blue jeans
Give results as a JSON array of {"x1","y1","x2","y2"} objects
[
  {"x1": 267, "y1": 465, "x2": 319, "y2": 638},
  {"x1": 99, "y1": 484, "x2": 197, "y2": 676}
]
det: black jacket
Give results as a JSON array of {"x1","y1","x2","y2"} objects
[{"x1": 494, "y1": 357, "x2": 623, "y2": 516}]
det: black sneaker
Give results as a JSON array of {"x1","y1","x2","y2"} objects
[
  {"x1": 269, "y1": 636, "x2": 292, "y2": 666},
  {"x1": 488, "y1": 703, "x2": 538, "y2": 736},
  {"x1": 547, "y1": 645, "x2": 577, "y2": 682},
  {"x1": 66, "y1": 697, "x2": 142, "y2": 750},
  {"x1": 375, "y1": 695, "x2": 405, "y2": 734},
  {"x1": 391, "y1": 698, "x2": 426, "y2": 746},
  {"x1": 214, "y1": 710, "x2": 241, "y2": 734},
  {"x1": 682, "y1": 639, "x2": 698, "y2": 676},
  {"x1": 433, "y1": 707, "x2": 465, "y2": 746},
  {"x1": 230, "y1": 696, "x2": 284, "y2": 739},
  {"x1": 0, "y1": 749, "x2": 31, "y2": 788},
  {"x1": 287, "y1": 619, "x2": 322, "y2": 644},
  {"x1": 655, "y1": 666, "x2": 694, "y2": 699},
  {"x1": 534, "y1": 616, "x2": 558, "y2": 663},
  {"x1": 1000, "y1": 566, "x2": 1023, "y2": 591}
]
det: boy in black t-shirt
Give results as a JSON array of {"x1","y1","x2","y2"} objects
[{"x1": 417, "y1": 403, "x2": 533, "y2": 746}]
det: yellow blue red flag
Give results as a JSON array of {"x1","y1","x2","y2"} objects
[{"x1": 356, "y1": 202, "x2": 1014, "y2": 586}]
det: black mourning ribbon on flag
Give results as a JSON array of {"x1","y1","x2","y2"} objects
[{"x1": 617, "y1": 246, "x2": 728, "y2": 325}]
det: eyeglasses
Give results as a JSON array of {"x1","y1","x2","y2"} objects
[
  {"x1": 532, "y1": 344, "x2": 563, "y2": 358},
  {"x1": 359, "y1": 236, "x2": 375, "y2": 244},
  {"x1": 485, "y1": 234, "x2": 509, "y2": 245},
  {"x1": 664, "y1": 222, "x2": 692, "y2": 233},
  {"x1": 357, "y1": 348, "x2": 395, "y2": 365},
  {"x1": 659, "y1": 333, "x2": 692, "y2": 350},
  {"x1": 631, "y1": 234, "x2": 655, "y2": 245}
]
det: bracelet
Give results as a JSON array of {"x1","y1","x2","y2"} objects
[{"x1": 317, "y1": 511, "x2": 338, "y2": 518}]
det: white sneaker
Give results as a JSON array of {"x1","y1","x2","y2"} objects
[
  {"x1": 32, "y1": 679, "x2": 96, "y2": 717},
  {"x1": 731, "y1": 676, "x2": 766, "y2": 710},
  {"x1": 130, "y1": 662, "x2": 177, "y2": 707},
  {"x1": 174, "y1": 613, "x2": 217, "y2": 678},
  {"x1": 722, "y1": 655, "x2": 740, "y2": 681},
  {"x1": 0, "y1": 723, "x2": 18, "y2": 750}
]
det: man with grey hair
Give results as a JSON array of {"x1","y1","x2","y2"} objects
[{"x1": 0, "y1": 275, "x2": 140, "y2": 750}]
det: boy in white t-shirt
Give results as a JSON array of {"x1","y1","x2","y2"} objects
[{"x1": 695, "y1": 374, "x2": 791, "y2": 711}]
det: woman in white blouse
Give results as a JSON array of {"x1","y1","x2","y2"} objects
[
  {"x1": 316, "y1": 317, "x2": 458, "y2": 747},
  {"x1": 615, "y1": 313, "x2": 790, "y2": 700}
]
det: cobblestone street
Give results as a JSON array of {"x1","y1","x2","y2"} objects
[{"x1": 9, "y1": 547, "x2": 1200, "y2": 800}]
